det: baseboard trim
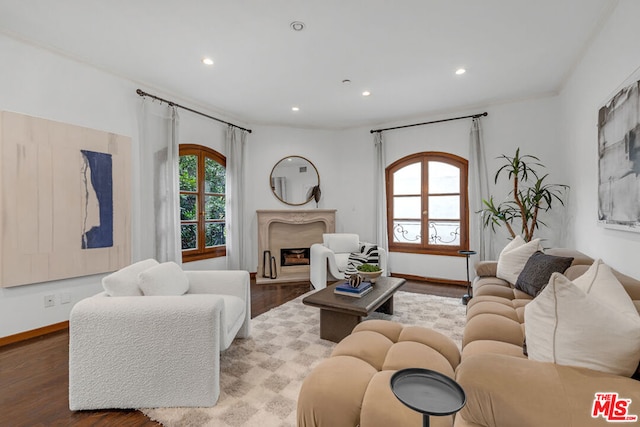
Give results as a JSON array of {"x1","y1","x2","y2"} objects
[
  {"x1": 391, "y1": 273, "x2": 467, "y2": 287},
  {"x1": 0, "y1": 321, "x2": 69, "y2": 348}
]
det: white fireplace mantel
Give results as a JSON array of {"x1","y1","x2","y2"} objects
[{"x1": 256, "y1": 209, "x2": 336, "y2": 284}]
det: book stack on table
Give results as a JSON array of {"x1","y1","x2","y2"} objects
[{"x1": 334, "y1": 281, "x2": 373, "y2": 298}]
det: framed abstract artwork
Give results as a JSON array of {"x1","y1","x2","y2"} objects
[
  {"x1": 597, "y1": 76, "x2": 640, "y2": 232},
  {"x1": 0, "y1": 111, "x2": 131, "y2": 287}
]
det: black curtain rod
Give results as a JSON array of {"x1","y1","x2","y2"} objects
[
  {"x1": 370, "y1": 112, "x2": 487, "y2": 134},
  {"x1": 136, "y1": 89, "x2": 252, "y2": 133}
]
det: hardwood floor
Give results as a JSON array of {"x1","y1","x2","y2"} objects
[{"x1": 0, "y1": 279, "x2": 464, "y2": 427}]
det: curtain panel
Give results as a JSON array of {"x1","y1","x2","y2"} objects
[
  {"x1": 468, "y1": 117, "x2": 493, "y2": 260},
  {"x1": 226, "y1": 125, "x2": 248, "y2": 270},
  {"x1": 374, "y1": 132, "x2": 389, "y2": 259},
  {"x1": 136, "y1": 100, "x2": 182, "y2": 263}
]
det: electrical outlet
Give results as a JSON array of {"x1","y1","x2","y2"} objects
[
  {"x1": 60, "y1": 292, "x2": 71, "y2": 304},
  {"x1": 44, "y1": 294, "x2": 55, "y2": 308}
]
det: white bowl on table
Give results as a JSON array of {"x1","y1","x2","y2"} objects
[{"x1": 357, "y1": 269, "x2": 383, "y2": 284}]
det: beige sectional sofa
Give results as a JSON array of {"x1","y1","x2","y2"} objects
[
  {"x1": 455, "y1": 248, "x2": 640, "y2": 427},
  {"x1": 298, "y1": 248, "x2": 640, "y2": 426}
]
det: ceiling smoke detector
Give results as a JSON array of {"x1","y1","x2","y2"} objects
[{"x1": 290, "y1": 21, "x2": 305, "y2": 31}]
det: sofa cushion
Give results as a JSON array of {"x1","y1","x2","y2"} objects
[
  {"x1": 515, "y1": 251, "x2": 574, "y2": 297},
  {"x1": 323, "y1": 233, "x2": 359, "y2": 254},
  {"x1": 333, "y1": 253, "x2": 351, "y2": 273},
  {"x1": 138, "y1": 261, "x2": 190, "y2": 296},
  {"x1": 544, "y1": 248, "x2": 593, "y2": 266},
  {"x1": 524, "y1": 262, "x2": 640, "y2": 377},
  {"x1": 298, "y1": 320, "x2": 459, "y2": 427},
  {"x1": 101, "y1": 258, "x2": 159, "y2": 296},
  {"x1": 220, "y1": 295, "x2": 245, "y2": 335},
  {"x1": 475, "y1": 260, "x2": 498, "y2": 277},
  {"x1": 496, "y1": 236, "x2": 541, "y2": 285}
]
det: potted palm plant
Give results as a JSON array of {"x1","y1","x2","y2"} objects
[{"x1": 480, "y1": 148, "x2": 568, "y2": 242}]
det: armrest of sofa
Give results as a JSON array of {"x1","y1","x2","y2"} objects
[
  {"x1": 455, "y1": 353, "x2": 640, "y2": 427},
  {"x1": 185, "y1": 270, "x2": 251, "y2": 339},
  {"x1": 310, "y1": 243, "x2": 339, "y2": 289},
  {"x1": 69, "y1": 294, "x2": 224, "y2": 409},
  {"x1": 474, "y1": 261, "x2": 497, "y2": 277},
  {"x1": 185, "y1": 270, "x2": 249, "y2": 299},
  {"x1": 378, "y1": 247, "x2": 388, "y2": 275}
]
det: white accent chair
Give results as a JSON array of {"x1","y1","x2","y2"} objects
[
  {"x1": 310, "y1": 233, "x2": 387, "y2": 290},
  {"x1": 69, "y1": 266, "x2": 251, "y2": 410}
]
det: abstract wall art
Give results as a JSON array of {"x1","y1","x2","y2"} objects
[
  {"x1": 80, "y1": 150, "x2": 114, "y2": 249},
  {"x1": 0, "y1": 111, "x2": 131, "y2": 287},
  {"x1": 598, "y1": 78, "x2": 640, "y2": 232}
]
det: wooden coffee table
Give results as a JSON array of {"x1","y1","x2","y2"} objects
[{"x1": 302, "y1": 276, "x2": 406, "y2": 342}]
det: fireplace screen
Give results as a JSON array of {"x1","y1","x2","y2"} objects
[{"x1": 281, "y1": 248, "x2": 310, "y2": 266}]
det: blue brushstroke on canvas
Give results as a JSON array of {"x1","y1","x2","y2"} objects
[{"x1": 81, "y1": 150, "x2": 113, "y2": 249}]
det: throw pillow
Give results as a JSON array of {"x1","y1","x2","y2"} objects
[
  {"x1": 101, "y1": 258, "x2": 159, "y2": 296},
  {"x1": 344, "y1": 251, "x2": 369, "y2": 276},
  {"x1": 524, "y1": 267, "x2": 640, "y2": 377},
  {"x1": 344, "y1": 243, "x2": 380, "y2": 276},
  {"x1": 323, "y1": 233, "x2": 360, "y2": 254},
  {"x1": 515, "y1": 251, "x2": 574, "y2": 297},
  {"x1": 572, "y1": 259, "x2": 638, "y2": 318},
  {"x1": 496, "y1": 236, "x2": 541, "y2": 285},
  {"x1": 138, "y1": 262, "x2": 190, "y2": 296}
]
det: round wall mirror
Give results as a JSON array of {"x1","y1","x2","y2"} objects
[{"x1": 270, "y1": 156, "x2": 320, "y2": 206}]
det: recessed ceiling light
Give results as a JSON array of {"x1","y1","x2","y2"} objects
[
  {"x1": 290, "y1": 21, "x2": 305, "y2": 31},
  {"x1": 291, "y1": 106, "x2": 300, "y2": 112},
  {"x1": 202, "y1": 57, "x2": 214, "y2": 66},
  {"x1": 362, "y1": 90, "x2": 371, "y2": 97},
  {"x1": 342, "y1": 79, "x2": 351, "y2": 84},
  {"x1": 455, "y1": 68, "x2": 466, "y2": 75}
]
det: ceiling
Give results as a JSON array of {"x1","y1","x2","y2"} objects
[{"x1": 0, "y1": 0, "x2": 617, "y2": 130}]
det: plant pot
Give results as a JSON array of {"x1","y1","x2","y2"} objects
[{"x1": 357, "y1": 269, "x2": 383, "y2": 283}]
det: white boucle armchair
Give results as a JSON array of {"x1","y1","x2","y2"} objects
[
  {"x1": 310, "y1": 233, "x2": 387, "y2": 290},
  {"x1": 69, "y1": 266, "x2": 251, "y2": 410}
]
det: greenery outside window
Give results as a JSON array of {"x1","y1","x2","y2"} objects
[
  {"x1": 386, "y1": 152, "x2": 469, "y2": 256},
  {"x1": 179, "y1": 144, "x2": 226, "y2": 262}
]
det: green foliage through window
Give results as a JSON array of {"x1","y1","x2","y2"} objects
[{"x1": 179, "y1": 145, "x2": 227, "y2": 260}]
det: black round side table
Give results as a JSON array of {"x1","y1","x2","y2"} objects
[
  {"x1": 390, "y1": 368, "x2": 466, "y2": 427},
  {"x1": 458, "y1": 250, "x2": 476, "y2": 305}
]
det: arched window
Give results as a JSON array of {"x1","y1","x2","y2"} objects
[
  {"x1": 386, "y1": 152, "x2": 469, "y2": 256},
  {"x1": 179, "y1": 144, "x2": 226, "y2": 262}
]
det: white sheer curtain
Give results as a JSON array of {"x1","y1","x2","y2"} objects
[
  {"x1": 374, "y1": 132, "x2": 389, "y2": 258},
  {"x1": 225, "y1": 125, "x2": 248, "y2": 270},
  {"x1": 136, "y1": 99, "x2": 181, "y2": 263},
  {"x1": 468, "y1": 117, "x2": 493, "y2": 260},
  {"x1": 272, "y1": 176, "x2": 287, "y2": 201}
]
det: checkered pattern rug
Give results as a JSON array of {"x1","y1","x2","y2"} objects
[{"x1": 141, "y1": 290, "x2": 466, "y2": 427}]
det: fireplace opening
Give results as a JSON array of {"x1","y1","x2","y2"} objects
[{"x1": 281, "y1": 248, "x2": 310, "y2": 266}]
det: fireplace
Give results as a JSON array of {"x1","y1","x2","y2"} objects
[
  {"x1": 256, "y1": 209, "x2": 336, "y2": 284},
  {"x1": 281, "y1": 248, "x2": 311, "y2": 266}
]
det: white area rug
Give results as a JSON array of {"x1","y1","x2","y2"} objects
[{"x1": 141, "y1": 290, "x2": 466, "y2": 427}]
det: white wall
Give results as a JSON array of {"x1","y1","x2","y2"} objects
[
  {"x1": 242, "y1": 96, "x2": 566, "y2": 283},
  {"x1": 345, "y1": 96, "x2": 566, "y2": 282},
  {"x1": 560, "y1": 0, "x2": 640, "y2": 278},
  {"x1": 243, "y1": 125, "x2": 377, "y2": 273},
  {"x1": 0, "y1": 35, "x2": 136, "y2": 337},
  {"x1": 0, "y1": 35, "x2": 235, "y2": 337},
  {"x1": 481, "y1": 97, "x2": 569, "y2": 252}
]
